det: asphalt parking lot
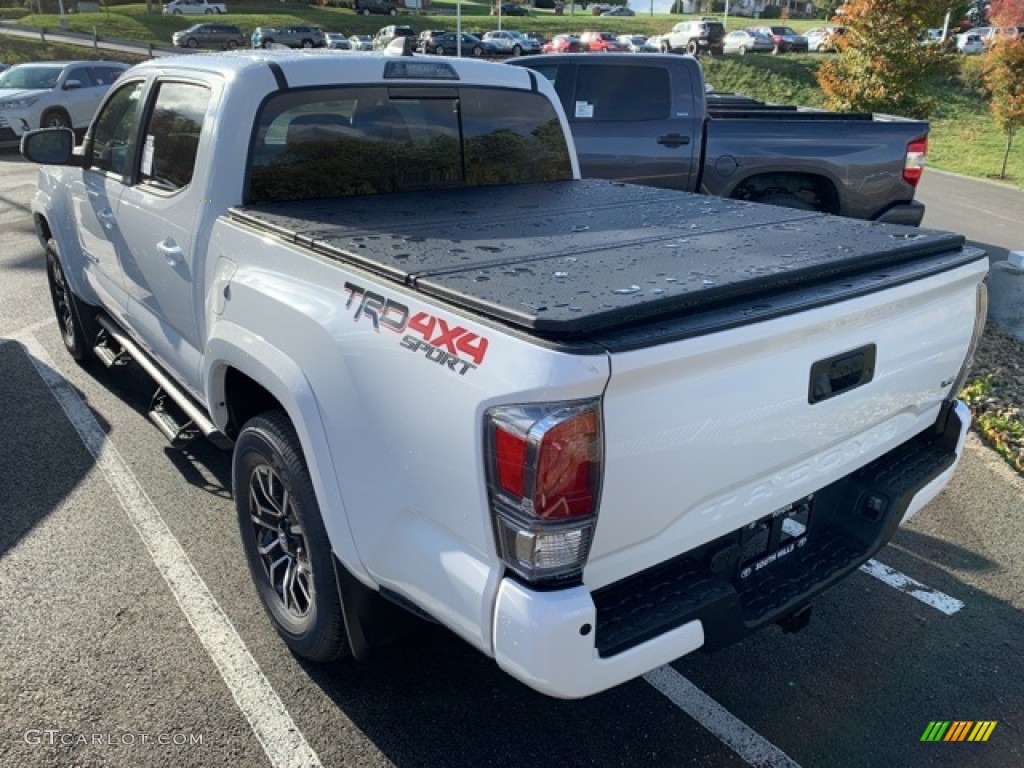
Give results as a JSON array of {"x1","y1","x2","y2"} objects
[{"x1": 1, "y1": 153, "x2": 1022, "y2": 768}]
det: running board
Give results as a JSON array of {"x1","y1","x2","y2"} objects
[
  {"x1": 95, "y1": 316, "x2": 232, "y2": 449},
  {"x1": 94, "y1": 330, "x2": 128, "y2": 368}
]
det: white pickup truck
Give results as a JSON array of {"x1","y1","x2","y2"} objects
[{"x1": 21, "y1": 51, "x2": 987, "y2": 699}]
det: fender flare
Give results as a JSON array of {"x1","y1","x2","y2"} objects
[{"x1": 203, "y1": 321, "x2": 371, "y2": 585}]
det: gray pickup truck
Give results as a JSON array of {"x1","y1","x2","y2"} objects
[{"x1": 511, "y1": 54, "x2": 928, "y2": 225}]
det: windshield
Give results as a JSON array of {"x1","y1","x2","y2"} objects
[
  {"x1": 771, "y1": 27, "x2": 797, "y2": 35},
  {"x1": 0, "y1": 66, "x2": 62, "y2": 91}
]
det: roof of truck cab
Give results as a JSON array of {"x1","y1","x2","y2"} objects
[{"x1": 126, "y1": 50, "x2": 538, "y2": 91}]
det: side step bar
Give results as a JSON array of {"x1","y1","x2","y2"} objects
[{"x1": 95, "y1": 316, "x2": 232, "y2": 450}]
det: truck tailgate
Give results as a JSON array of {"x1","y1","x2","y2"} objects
[{"x1": 586, "y1": 253, "x2": 986, "y2": 649}]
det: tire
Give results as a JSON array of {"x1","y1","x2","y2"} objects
[
  {"x1": 234, "y1": 411, "x2": 349, "y2": 663},
  {"x1": 686, "y1": 41, "x2": 698, "y2": 55},
  {"x1": 40, "y1": 109, "x2": 71, "y2": 129},
  {"x1": 262, "y1": 39, "x2": 273, "y2": 48},
  {"x1": 756, "y1": 192, "x2": 816, "y2": 212},
  {"x1": 661, "y1": 42, "x2": 670, "y2": 54},
  {"x1": 738, "y1": 45, "x2": 746, "y2": 55},
  {"x1": 772, "y1": 43, "x2": 780, "y2": 55},
  {"x1": 388, "y1": 6, "x2": 396, "y2": 14},
  {"x1": 472, "y1": 45, "x2": 483, "y2": 56},
  {"x1": 361, "y1": 7, "x2": 370, "y2": 14},
  {"x1": 433, "y1": 45, "x2": 444, "y2": 54},
  {"x1": 45, "y1": 240, "x2": 99, "y2": 365},
  {"x1": 205, "y1": 7, "x2": 214, "y2": 13},
  {"x1": 512, "y1": 44, "x2": 522, "y2": 56},
  {"x1": 301, "y1": 39, "x2": 313, "y2": 48},
  {"x1": 187, "y1": 37, "x2": 199, "y2": 48},
  {"x1": 226, "y1": 39, "x2": 238, "y2": 50},
  {"x1": 172, "y1": 7, "x2": 182, "y2": 13}
]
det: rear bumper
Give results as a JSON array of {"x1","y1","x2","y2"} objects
[
  {"x1": 491, "y1": 400, "x2": 969, "y2": 699},
  {"x1": 873, "y1": 200, "x2": 926, "y2": 227}
]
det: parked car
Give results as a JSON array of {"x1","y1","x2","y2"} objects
[
  {"x1": 955, "y1": 32, "x2": 986, "y2": 54},
  {"x1": 172, "y1": 22, "x2": 244, "y2": 49},
  {"x1": 967, "y1": 26, "x2": 1020, "y2": 49},
  {"x1": 804, "y1": 25, "x2": 846, "y2": 51},
  {"x1": 425, "y1": 32, "x2": 499, "y2": 56},
  {"x1": 542, "y1": 34, "x2": 583, "y2": 53},
  {"x1": 348, "y1": 34, "x2": 374, "y2": 51},
  {"x1": 580, "y1": 31, "x2": 630, "y2": 52},
  {"x1": 722, "y1": 29, "x2": 774, "y2": 55},
  {"x1": 601, "y1": 5, "x2": 635, "y2": 15},
  {"x1": 661, "y1": 19, "x2": 725, "y2": 56},
  {"x1": 252, "y1": 26, "x2": 327, "y2": 49},
  {"x1": 617, "y1": 34, "x2": 658, "y2": 53},
  {"x1": 161, "y1": 0, "x2": 225, "y2": 14},
  {"x1": 353, "y1": 0, "x2": 398, "y2": 16},
  {"x1": 0, "y1": 60, "x2": 128, "y2": 147},
  {"x1": 372, "y1": 25, "x2": 416, "y2": 51},
  {"x1": 492, "y1": 2, "x2": 528, "y2": 16},
  {"x1": 416, "y1": 29, "x2": 449, "y2": 52},
  {"x1": 747, "y1": 25, "x2": 808, "y2": 53},
  {"x1": 324, "y1": 33, "x2": 352, "y2": 50},
  {"x1": 482, "y1": 30, "x2": 541, "y2": 56}
]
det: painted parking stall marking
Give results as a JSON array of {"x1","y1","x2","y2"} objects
[
  {"x1": 644, "y1": 666, "x2": 803, "y2": 768},
  {"x1": 859, "y1": 559, "x2": 965, "y2": 616},
  {"x1": 16, "y1": 330, "x2": 327, "y2": 768}
]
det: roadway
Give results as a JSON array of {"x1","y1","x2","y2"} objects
[{"x1": 0, "y1": 154, "x2": 1021, "y2": 768}]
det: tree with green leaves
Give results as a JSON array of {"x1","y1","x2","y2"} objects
[
  {"x1": 984, "y1": 39, "x2": 1024, "y2": 179},
  {"x1": 816, "y1": 0, "x2": 947, "y2": 119}
]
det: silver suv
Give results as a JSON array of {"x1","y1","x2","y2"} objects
[
  {"x1": 251, "y1": 25, "x2": 327, "y2": 49},
  {"x1": 662, "y1": 19, "x2": 725, "y2": 56},
  {"x1": 172, "y1": 22, "x2": 245, "y2": 49},
  {"x1": 0, "y1": 61, "x2": 128, "y2": 146}
]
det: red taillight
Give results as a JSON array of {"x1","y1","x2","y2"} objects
[
  {"x1": 535, "y1": 411, "x2": 597, "y2": 520},
  {"x1": 485, "y1": 400, "x2": 603, "y2": 584},
  {"x1": 495, "y1": 428, "x2": 527, "y2": 497},
  {"x1": 903, "y1": 137, "x2": 928, "y2": 187}
]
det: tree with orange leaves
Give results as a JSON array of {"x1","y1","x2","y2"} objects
[
  {"x1": 984, "y1": 39, "x2": 1024, "y2": 178},
  {"x1": 816, "y1": 0, "x2": 946, "y2": 118},
  {"x1": 988, "y1": 0, "x2": 1024, "y2": 25}
]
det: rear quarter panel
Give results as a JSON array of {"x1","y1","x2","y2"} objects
[{"x1": 701, "y1": 116, "x2": 928, "y2": 220}]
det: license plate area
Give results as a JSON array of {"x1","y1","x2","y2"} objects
[{"x1": 738, "y1": 496, "x2": 813, "y2": 580}]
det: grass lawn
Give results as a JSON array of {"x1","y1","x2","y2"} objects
[{"x1": 4, "y1": 3, "x2": 1021, "y2": 185}]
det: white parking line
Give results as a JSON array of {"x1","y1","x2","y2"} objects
[
  {"x1": 18, "y1": 332, "x2": 325, "y2": 768},
  {"x1": 859, "y1": 559, "x2": 965, "y2": 616},
  {"x1": 644, "y1": 666, "x2": 802, "y2": 768}
]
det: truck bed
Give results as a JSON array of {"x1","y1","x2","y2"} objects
[{"x1": 230, "y1": 179, "x2": 976, "y2": 339}]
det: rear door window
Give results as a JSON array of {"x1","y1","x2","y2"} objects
[
  {"x1": 137, "y1": 81, "x2": 211, "y2": 193},
  {"x1": 571, "y1": 65, "x2": 670, "y2": 122}
]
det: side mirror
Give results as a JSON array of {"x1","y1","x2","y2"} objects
[
  {"x1": 63, "y1": 79, "x2": 83, "y2": 91},
  {"x1": 20, "y1": 128, "x2": 79, "y2": 166}
]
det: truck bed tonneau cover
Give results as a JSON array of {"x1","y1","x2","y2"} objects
[{"x1": 230, "y1": 179, "x2": 972, "y2": 338}]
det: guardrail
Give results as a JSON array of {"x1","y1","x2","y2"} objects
[{"x1": 0, "y1": 20, "x2": 192, "y2": 59}]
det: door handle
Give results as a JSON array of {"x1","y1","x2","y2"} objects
[
  {"x1": 97, "y1": 208, "x2": 116, "y2": 229},
  {"x1": 657, "y1": 133, "x2": 691, "y2": 148},
  {"x1": 156, "y1": 240, "x2": 184, "y2": 267}
]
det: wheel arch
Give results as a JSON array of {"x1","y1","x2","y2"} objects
[
  {"x1": 204, "y1": 325, "x2": 371, "y2": 586},
  {"x1": 727, "y1": 171, "x2": 840, "y2": 214}
]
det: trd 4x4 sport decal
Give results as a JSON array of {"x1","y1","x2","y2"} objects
[{"x1": 344, "y1": 282, "x2": 489, "y2": 376}]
